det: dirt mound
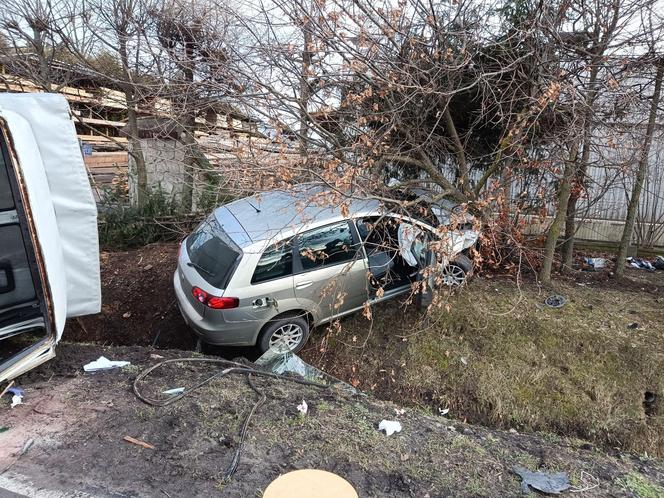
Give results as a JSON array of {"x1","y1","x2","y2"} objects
[
  {"x1": 2, "y1": 343, "x2": 663, "y2": 497},
  {"x1": 65, "y1": 242, "x2": 196, "y2": 350}
]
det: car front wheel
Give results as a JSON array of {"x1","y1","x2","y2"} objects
[
  {"x1": 258, "y1": 315, "x2": 310, "y2": 354},
  {"x1": 441, "y1": 254, "x2": 473, "y2": 287}
]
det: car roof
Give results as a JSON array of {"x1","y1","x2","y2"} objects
[{"x1": 215, "y1": 184, "x2": 383, "y2": 249}]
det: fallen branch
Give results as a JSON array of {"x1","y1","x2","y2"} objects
[{"x1": 123, "y1": 436, "x2": 155, "y2": 450}]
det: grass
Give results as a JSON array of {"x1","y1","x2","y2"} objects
[
  {"x1": 617, "y1": 471, "x2": 664, "y2": 498},
  {"x1": 304, "y1": 272, "x2": 664, "y2": 456}
]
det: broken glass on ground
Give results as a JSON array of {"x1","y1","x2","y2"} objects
[{"x1": 254, "y1": 347, "x2": 359, "y2": 395}]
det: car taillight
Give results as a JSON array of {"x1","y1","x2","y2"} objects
[{"x1": 191, "y1": 286, "x2": 239, "y2": 309}]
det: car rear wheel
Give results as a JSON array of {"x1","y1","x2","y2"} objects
[
  {"x1": 258, "y1": 315, "x2": 310, "y2": 354},
  {"x1": 441, "y1": 254, "x2": 473, "y2": 287}
]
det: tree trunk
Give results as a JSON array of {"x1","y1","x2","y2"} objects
[
  {"x1": 127, "y1": 103, "x2": 148, "y2": 207},
  {"x1": 32, "y1": 27, "x2": 51, "y2": 91},
  {"x1": 180, "y1": 116, "x2": 197, "y2": 214},
  {"x1": 298, "y1": 19, "x2": 312, "y2": 159},
  {"x1": 539, "y1": 144, "x2": 578, "y2": 286},
  {"x1": 180, "y1": 42, "x2": 197, "y2": 214},
  {"x1": 616, "y1": 63, "x2": 664, "y2": 277},
  {"x1": 443, "y1": 105, "x2": 471, "y2": 196},
  {"x1": 118, "y1": 35, "x2": 148, "y2": 208},
  {"x1": 561, "y1": 63, "x2": 600, "y2": 269}
]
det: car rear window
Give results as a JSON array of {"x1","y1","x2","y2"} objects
[{"x1": 186, "y1": 215, "x2": 241, "y2": 289}]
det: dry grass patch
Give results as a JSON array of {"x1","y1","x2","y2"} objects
[{"x1": 303, "y1": 273, "x2": 664, "y2": 456}]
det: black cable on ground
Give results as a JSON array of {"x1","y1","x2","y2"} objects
[
  {"x1": 132, "y1": 357, "x2": 328, "y2": 406},
  {"x1": 132, "y1": 357, "x2": 329, "y2": 481},
  {"x1": 221, "y1": 374, "x2": 267, "y2": 482}
]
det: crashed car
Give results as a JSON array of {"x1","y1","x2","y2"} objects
[
  {"x1": 0, "y1": 94, "x2": 101, "y2": 382},
  {"x1": 174, "y1": 184, "x2": 478, "y2": 353}
]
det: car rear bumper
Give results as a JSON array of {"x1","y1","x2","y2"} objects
[{"x1": 173, "y1": 270, "x2": 261, "y2": 346}]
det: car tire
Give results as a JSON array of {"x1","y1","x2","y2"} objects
[
  {"x1": 441, "y1": 253, "x2": 474, "y2": 287},
  {"x1": 258, "y1": 315, "x2": 310, "y2": 354}
]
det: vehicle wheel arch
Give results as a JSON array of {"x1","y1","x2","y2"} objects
[{"x1": 266, "y1": 309, "x2": 315, "y2": 327}]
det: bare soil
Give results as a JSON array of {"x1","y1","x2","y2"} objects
[
  {"x1": 2, "y1": 343, "x2": 664, "y2": 497},
  {"x1": 66, "y1": 243, "x2": 197, "y2": 350}
]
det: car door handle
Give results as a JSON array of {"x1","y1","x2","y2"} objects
[{"x1": 295, "y1": 280, "x2": 313, "y2": 289}]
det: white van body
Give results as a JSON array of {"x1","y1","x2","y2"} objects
[{"x1": 0, "y1": 93, "x2": 101, "y2": 382}]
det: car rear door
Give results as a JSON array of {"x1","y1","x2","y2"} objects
[
  {"x1": 293, "y1": 221, "x2": 368, "y2": 322},
  {"x1": 0, "y1": 122, "x2": 60, "y2": 382}
]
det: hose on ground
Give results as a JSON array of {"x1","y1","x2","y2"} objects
[
  {"x1": 133, "y1": 357, "x2": 329, "y2": 406},
  {"x1": 132, "y1": 357, "x2": 329, "y2": 481}
]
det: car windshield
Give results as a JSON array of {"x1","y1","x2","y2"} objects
[{"x1": 186, "y1": 215, "x2": 241, "y2": 289}]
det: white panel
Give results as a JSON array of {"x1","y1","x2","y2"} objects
[
  {"x1": 0, "y1": 110, "x2": 68, "y2": 338},
  {"x1": 0, "y1": 94, "x2": 101, "y2": 320}
]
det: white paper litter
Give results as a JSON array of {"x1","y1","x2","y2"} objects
[
  {"x1": 162, "y1": 387, "x2": 185, "y2": 395},
  {"x1": 378, "y1": 420, "x2": 402, "y2": 436},
  {"x1": 83, "y1": 356, "x2": 130, "y2": 372},
  {"x1": 10, "y1": 394, "x2": 23, "y2": 408},
  {"x1": 297, "y1": 399, "x2": 308, "y2": 415}
]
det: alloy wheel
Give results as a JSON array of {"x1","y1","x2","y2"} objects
[
  {"x1": 442, "y1": 264, "x2": 466, "y2": 286},
  {"x1": 269, "y1": 323, "x2": 304, "y2": 351}
]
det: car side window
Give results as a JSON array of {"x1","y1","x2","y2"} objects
[
  {"x1": 251, "y1": 240, "x2": 293, "y2": 284},
  {"x1": 297, "y1": 221, "x2": 358, "y2": 271},
  {"x1": 356, "y1": 217, "x2": 399, "y2": 254}
]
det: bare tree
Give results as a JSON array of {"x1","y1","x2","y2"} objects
[
  {"x1": 154, "y1": 0, "x2": 239, "y2": 212},
  {"x1": 558, "y1": 0, "x2": 652, "y2": 270},
  {"x1": 0, "y1": 0, "x2": 69, "y2": 90},
  {"x1": 616, "y1": 58, "x2": 664, "y2": 275}
]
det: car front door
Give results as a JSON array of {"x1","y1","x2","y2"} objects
[{"x1": 293, "y1": 221, "x2": 368, "y2": 322}]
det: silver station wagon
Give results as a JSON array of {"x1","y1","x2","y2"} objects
[{"x1": 174, "y1": 185, "x2": 478, "y2": 353}]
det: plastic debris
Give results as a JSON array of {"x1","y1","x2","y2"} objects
[
  {"x1": 10, "y1": 394, "x2": 23, "y2": 408},
  {"x1": 460, "y1": 357, "x2": 468, "y2": 366},
  {"x1": 439, "y1": 408, "x2": 450, "y2": 416},
  {"x1": 162, "y1": 387, "x2": 185, "y2": 395},
  {"x1": 296, "y1": 399, "x2": 308, "y2": 416},
  {"x1": 2, "y1": 384, "x2": 24, "y2": 409},
  {"x1": 512, "y1": 465, "x2": 571, "y2": 495},
  {"x1": 627, "y1": 257, "x2": 655, "y2": 272},
  {"x1": 0, "y1": 426, "x2": 8, "y2": 433},
  {"x1": 654, "y1": 256, "x2": 664, "y2": 270},
  {"x1": 83, "y1": 356, "x2": 130, "y2": 372},
  {"x1": 7, "y1": 387, "x2": 24, "y2": 397},
  {"x1": 583, "y1": 257, "x2": 606, "y2": 270},
  {"x1": 544, "y1": 295, "x2": 567, "y2": 308},
  {"x1": 627, "y1": 322, "x2": 639, "y2": 329},
  {"x1": 378, "y1": 420, "x2": 402, "y2": 436},
  {"x1": 394, "y1": 408, "x2": 406, "y2": 416}
]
